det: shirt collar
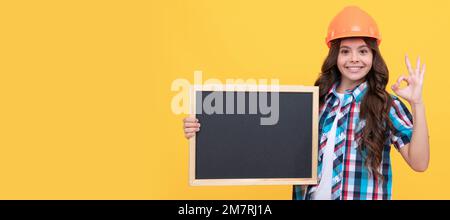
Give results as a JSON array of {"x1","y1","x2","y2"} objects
[{"x1": 325, "y1": 80, "x2": 368, "y2": 103}]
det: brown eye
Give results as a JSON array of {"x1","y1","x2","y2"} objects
[
  {"x1": 360, "y1": 49, "x2": 368, "y2": 54},
  {"x1": 340, "y1": 49, "x2": 349, "y2": 54}
]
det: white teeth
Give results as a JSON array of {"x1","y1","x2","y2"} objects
[{"x1": 346, "y1": 67, "x2": 362, "y2": 72}]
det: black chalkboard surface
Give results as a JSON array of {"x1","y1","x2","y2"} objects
[{"x1": 189, "y1": 85, "x2": 318, "y2": 186}]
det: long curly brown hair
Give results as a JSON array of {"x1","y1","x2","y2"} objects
[{"x1": 314, "y1": 37, "x2": 394, "y2": 178}]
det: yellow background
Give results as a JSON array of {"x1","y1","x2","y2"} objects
[{"x1": 0, "y1": 0, "x2": 448, "y2": 199}]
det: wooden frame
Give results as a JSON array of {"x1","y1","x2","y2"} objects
[{"x1": 189, "y1": 84, "x2": 318, "y2": 186}]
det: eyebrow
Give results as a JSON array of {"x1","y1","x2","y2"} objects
[{"x1": 340, "y1": 45, "x2": 369, "y2": 49}]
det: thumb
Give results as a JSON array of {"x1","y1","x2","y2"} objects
[
  {"x1": 392, "y1": 75, "x2": 407, "y2": 92},
  {"x1": 391, "y1": 82, "x2": 406, "y2": 97},
  {"x1": 391, "y1": 82, "x2": 400, "y2": 92}
]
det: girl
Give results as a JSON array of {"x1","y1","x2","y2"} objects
[{"x1": 182, "y1": 6, "x2": 429, "y2": 200}]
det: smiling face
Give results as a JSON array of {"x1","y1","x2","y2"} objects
[{"x1": 337, "y1": 38, "x2": 373, "y2": 88}]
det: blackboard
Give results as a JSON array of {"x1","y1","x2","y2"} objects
[{"x1": 189, "y1": 85, "x2": 318, "y2": 186}]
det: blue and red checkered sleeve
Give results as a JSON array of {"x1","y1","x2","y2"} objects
[
  {"x1": 389, "y1": 96, "x2": 414, "y2": 151},
  {"x1": 292, "y1": 185, "x2": 306, "y2": 200}
]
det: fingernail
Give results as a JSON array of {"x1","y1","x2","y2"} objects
[
  {"x1": 196, "y1": 128, "x2": 200, "y2": 131},
  {"x1": 198, "y1": 123, "x2": 201, "y2": 127}
]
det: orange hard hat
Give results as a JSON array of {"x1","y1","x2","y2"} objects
[{"x1": 325, "y1": 6, "x2": 381, "y2": 48}]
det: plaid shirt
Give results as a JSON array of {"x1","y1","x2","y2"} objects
[{"x1": 293, "y1": 81, "x2": 413, "y2": 200}]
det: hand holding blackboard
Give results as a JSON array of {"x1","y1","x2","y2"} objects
[{"x1": 183, "y1": 117, "x2": 201, "y2": 139}]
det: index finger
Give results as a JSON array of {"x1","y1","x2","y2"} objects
[{"x1": 183, "y1": 117, "x2": 198, "y2": 123}]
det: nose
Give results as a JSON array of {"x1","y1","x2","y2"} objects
[{"x1": 350, "y1": 52, "x2": 359, "y2": 63}]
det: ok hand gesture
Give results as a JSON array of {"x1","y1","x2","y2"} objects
[{"x1": 391, "y1": 55, "x2": 426, "y2": 105}]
